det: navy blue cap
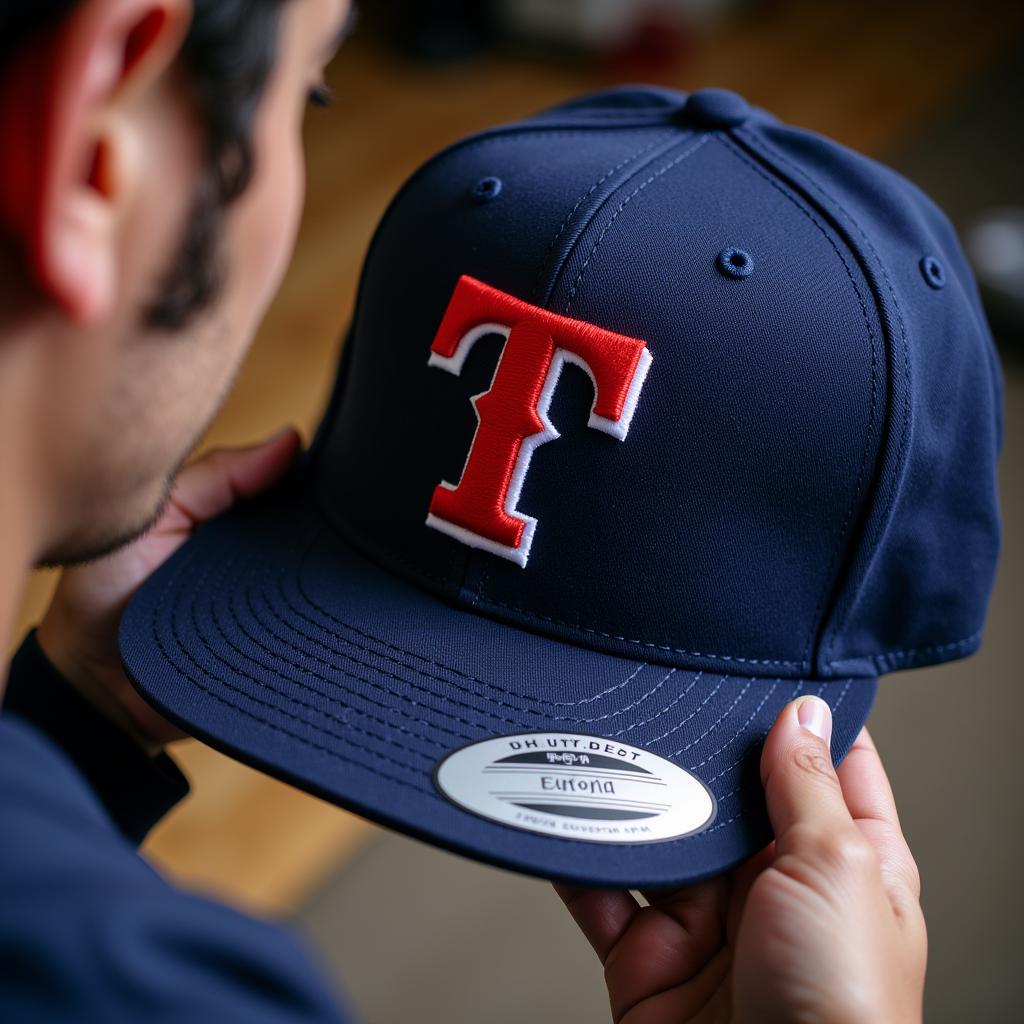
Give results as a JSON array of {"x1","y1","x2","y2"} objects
[{"x1": 119, "y1": 86, "x2": 1002, "y2": 888}]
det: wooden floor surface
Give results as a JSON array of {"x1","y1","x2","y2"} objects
[{"x1": 12, "y1": 0, "x2": 1024, "y2": 915}]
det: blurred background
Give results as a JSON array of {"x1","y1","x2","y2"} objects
[{"x1": 13, "y1": 0, "x2": 1024, "y2": 1020}]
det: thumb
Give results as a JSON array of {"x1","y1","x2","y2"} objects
[
  {"x1": 759, "y1": 696, "x2": 857, "y2": 849},
  {"x1": 169, "y1": 426, "x2": 302, "y2": 526}
]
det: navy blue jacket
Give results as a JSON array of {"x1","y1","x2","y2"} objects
[{"x1": 0, "y1": 631, "x2": 349, "y2": 1022}]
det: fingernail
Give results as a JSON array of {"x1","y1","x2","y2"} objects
[{"x1": 796, "y1": 696, "x2": 832, "y2": 749}]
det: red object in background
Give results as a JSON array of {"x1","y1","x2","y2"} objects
[{"x1": 604, "y1": 10, "x2": 699, "y2": 79}]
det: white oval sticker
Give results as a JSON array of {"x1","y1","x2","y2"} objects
[{"x1": 434, "y1": 732, "x2": 716, "y2": 844}]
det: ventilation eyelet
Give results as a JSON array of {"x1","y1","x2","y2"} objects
[
  {"x1": 919, "y1": 255, "x2": 946, "y2": 289},
  {"x1": 470, "y1": 176, "x2": 503, "y2": 204},
  {"x1": 717, "y1": 246, "x2": 754, "y2": 279}
]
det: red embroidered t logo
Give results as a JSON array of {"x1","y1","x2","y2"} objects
[{"x1": 425, "y1": 275, "x2": 652, "y2": 566}]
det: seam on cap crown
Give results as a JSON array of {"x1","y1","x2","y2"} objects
[{"x1": 731, "y1": 124, "x2": 912, "y2": 676}]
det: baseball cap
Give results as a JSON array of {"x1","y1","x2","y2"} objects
[{"x1": 119, "y1": 86, "x2": 1002, "y2": 888}]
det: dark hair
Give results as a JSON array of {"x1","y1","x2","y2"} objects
[{"x1": 1, "y1": 1, "x2": 289, "y2": 328}]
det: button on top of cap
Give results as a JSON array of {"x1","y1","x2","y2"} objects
[{"x1": 679, "y1": 88, "x2": 750, "y2": 129}]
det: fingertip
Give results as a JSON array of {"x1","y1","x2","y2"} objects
[
  {"x1": 761, "y1": 696, "x2": 823, "y2": 782},
  {"x1": 553, "y1": 884, "x2": 640, "y2": 964},
  {"x1": 849, "y1": 725, "x2": 876, "y2": 755},
  {"x1": 760, "y1": 695, "x2": 851, "y2": 840},
  {"x1": 761, "y1": 697, "x2": 831, "y2": 770},
  {"x1": 197, "y1": 426, "x2": 303, "y2": 503},
  {"x1": 237, "y1": 425, "x2": 303, "y2": 489},
  {"x1": 263, "y1": 424, "x2": 303, "y2": 455},
  {"x1": 795, "y1": 695, "x2": 832, "y2": 748}
]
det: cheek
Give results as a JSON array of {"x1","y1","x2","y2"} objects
[{"x1": 223, "y1": 110, "x2": 306, "y2": 336}]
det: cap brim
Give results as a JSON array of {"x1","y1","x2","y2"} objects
[{"x1": 119, "y1": 481, "x2": 876, "y2": 889}]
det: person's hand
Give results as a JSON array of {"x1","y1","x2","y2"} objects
[
  {"x1": 36, "y1": 427, "x2": 302, "y2": 755},
  {"x1": 556, "y1": 697, "x2": 927, "y2": 1024}
]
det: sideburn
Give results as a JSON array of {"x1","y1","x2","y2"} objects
[{"x1": 145, "y1": 168, "x2": 227, "y2": 331}]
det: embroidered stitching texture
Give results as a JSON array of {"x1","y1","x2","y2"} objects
[
  {"x1": 734, "y1": 129, "x2": 918, "y2": 672},
  {"x1": 610, "y1": 671, "x2": 701, "y2": 736},
  {"x1": 699, "y1": 677, "x2": 854, "y2": 811},
  {"x1": 333, "y1": 125, "x2": 813, "y2": 672},
  {"x1": 478, "y1": 130, "x2": 679, "y2": 593},
  {"x1": 193, "y1": 528, "x2": 452, "y2": 768},
  {"x1": 699, "y1": 681, "x2": 831, "y2": 835},
  {"x1": 293, "y1": 560, "x2": 845, "y2": 810},
  {"x1": 695, "y1": 680, "x2": 783, "y2": 776},
  {"x1": 276, "y1": 538, "x2": 829, "y2": 760},
  {"x1": 238, "y1": 587, "x2": 477, "y2": 740},
  {"x1": 831, "y1": 676, "x2": 855, "y2": 713},
  {"x1": 698, "y1": 681, "x2": 803, "y2": 787},
  {"x1": 359, "y1": 123, "x2": 678, "y2": 339},
  {"x1": 284, "y1": 534, "x2": 664, "y2": 716},
  {"x1": 276, "y1": 539, "x2": 859, "y2": 786},
  {"x1": 275, "y1": 535, "x2": 788, "y2": 765},
  {"x1": 291, "y1": 515, "x2": 652, "y2": 708},
  {"x1": 215, "y1": 523, "x2": 537, "y2": 736},
  {"x1": 562, "y1": 135, "x2": 710, "y2": 314},
  {"x1": 374, "y1": 130, "x2": 810, "y2": 668},
  {"x1": 152, "y1": 542, "x2": 437, "y2": 795},
  {"x1": 245, "y1": 578, "x2": 533, "y2": 731},
  {"x1": 143, "y1": 517, "x2": 866, "y2": 845},
  {"x1": 242, "y1": 508, "x2": 652, "y2": 726},
  {"x1": 645, "y1": 675, "x2": 727, "y2": 746},
  {"x1": 867, "y1": 632, "x2": 982, "y2": 660},
  {"x1": 289, "y1": 520, "x2": 749, "y2": 753},
  {"x1": 376, "y1": 125, "x2": 681, "y2": 281},
  {"x1": 334, "y1": 508, "x2": 807, "y2": 667},
  {"x1": 199, "y1": 555, "x2": 449, "y2": 759},
  {"x1": 473, "y1": 595, "x2": 806, "y2": 667},
  {"x1": 832, "y1": 631, "x2": 982, "y2": 673},
  {"x1": 426, "y1": 286, "x2": 653, "y2": 568},
  {"x1": 670, "y1": 679, "x2": 753, "y2": 757},
  {"x1": 717, "y1": 135, "x2": 880, "y2": 671},
  {"x1": 531, "y1": 131, "x2": 674, "y2": 303},
  {"x1": 706, "y1": 681, "x2": 811, "y2": 800},
  {"x1": 284, "y1": 535, "x2": 699, "y2": 729},
  {"x1": 252, "y1": 576, "x2": 691, "y2": 729}
]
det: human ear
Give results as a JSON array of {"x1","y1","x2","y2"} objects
[{"x1": 0, "y1": 0, "x2": 192, "y2": 323}]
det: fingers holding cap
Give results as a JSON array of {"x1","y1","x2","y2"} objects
[
  {"x1": 838, "y1": 729, "x2": 923, "y2": 909},
  {"x1": 761, "y1": 702, "x2": 923, "y2": 930},
  {"x1": 169, "y1": 427, "x2": 301, "y2": 524},
  {"x1": 760, "y1": 696, "x2": 857, "y2": 847}
]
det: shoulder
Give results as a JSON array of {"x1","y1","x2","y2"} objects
[
  {"x1": 0, "y1": 716, "x2": 349, "y2": 1023},
  {"x1": 0, "y1": 714, "x2": 124, "y2": 860}
]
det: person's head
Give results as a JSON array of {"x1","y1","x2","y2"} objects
[{"x1": 0, "y1": 0, "x2": 350, "y2": 565}]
